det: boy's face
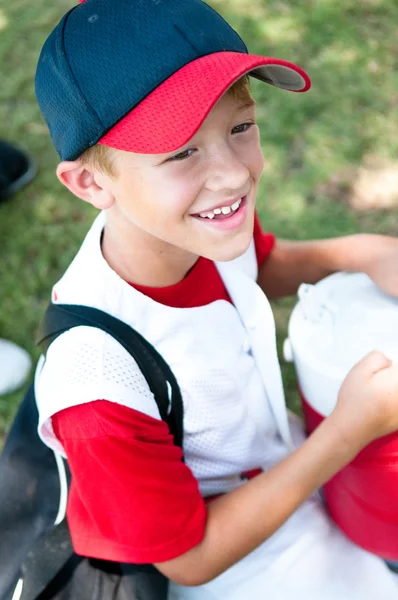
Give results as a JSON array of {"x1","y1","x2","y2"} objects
[{"x1": 98, "y1": 89, "x2": 264, "y2": 263}]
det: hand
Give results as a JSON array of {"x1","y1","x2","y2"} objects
[
  {"x1": 331, "y1": 351, "x2": 398, "y2": 454},
  {"x1": 360, "y1": 235, "x2": 398, "y2": 298}
]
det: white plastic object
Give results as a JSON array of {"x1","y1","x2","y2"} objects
[
  {"x1": 287, "y1": 272, "x2": 398, "y2": 417},
  {"x1": 0, "y1": 339, "x2": 32, "y2": 396}
]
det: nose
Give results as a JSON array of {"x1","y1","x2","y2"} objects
[{"x1": 205, "y1": 144, "x2": 250, "y2": 194}]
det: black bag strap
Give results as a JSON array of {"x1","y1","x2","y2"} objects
[{"x1": 37, "y1": 303, "x2": 183, "y2": 449}]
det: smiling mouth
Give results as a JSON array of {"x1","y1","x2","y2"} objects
[{"x1": 194, "y1": 196, "x2": 246, "y2": 220}]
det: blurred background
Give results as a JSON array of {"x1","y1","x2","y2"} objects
[{"x1": 1, "y1": 0, "x2": 398, "y2": 442}]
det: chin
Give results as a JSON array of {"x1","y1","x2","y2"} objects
[{"x1": 206, "y1": 235, "x2": 253, "y2": 263}]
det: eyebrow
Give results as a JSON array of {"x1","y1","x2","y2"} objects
[{"x1": 237, "y1": 100, "x2": 256, "y2": 111}]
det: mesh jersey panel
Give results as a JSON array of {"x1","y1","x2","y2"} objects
[{"x1": 38, "y1": 326, "x2": 161, "y2": 455}]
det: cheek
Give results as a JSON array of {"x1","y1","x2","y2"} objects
[
  {"x1": 249, "y1": 138, "x2": 265, "y2": 179},
  {"x1": 236, "y1": 134, "x2": 264, "y2": 181},
  {"x1": 153, "y1": 174, "x2": 202, "y2": 217},
  {"x1": 250, "y1": 149, "x2": 265, "y2": 180},
  {"x1": 116, "y1": 170, "x2": 144, "y2": 203}
]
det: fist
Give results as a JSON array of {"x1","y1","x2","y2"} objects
[{"x1": 334, "y1": 350, "x2": 398, "y2": 449}]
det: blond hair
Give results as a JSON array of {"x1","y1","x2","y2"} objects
[{"x1": 79, "y1": 75, "x2": 252, "y2": 176}]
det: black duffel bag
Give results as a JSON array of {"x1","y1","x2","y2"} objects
[{"x1": 0, "y1": 303, "x2": 183, "y2": 600}]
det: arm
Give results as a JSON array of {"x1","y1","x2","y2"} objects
[
  {"x1": 156, "y1": 351, "x2": 398, "y2": 585},
  {"x1": 54, "y1": 397, "x2": 357, "y2": 585},
  {"x1": 156, "y1": 412, "x2": 357, "y2": 585},
  {"x1": 52, "y1": 401, "x2": 207, "y2": 564},
  {"x1": 257, "y1": 233, "x2": 398, "y2": 300}
]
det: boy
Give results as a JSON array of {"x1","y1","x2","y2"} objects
[{"x1": 34, "y1": 0, "x2": 398, "y2": 598}]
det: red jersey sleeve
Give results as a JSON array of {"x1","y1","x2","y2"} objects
[
  {"x1": 253, "y1": 212, "x2": 276, "y2": 268},
  {"x1": 52, "y1": 401, "x2": 206, "y2": 564}
]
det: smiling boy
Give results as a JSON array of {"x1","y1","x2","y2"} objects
[
  {"x1": 65, "y1": 79, "x2": 263, "y2": 281},
  {"x1": 34, "y1": 0, "x2": 398, "y2": 598}
]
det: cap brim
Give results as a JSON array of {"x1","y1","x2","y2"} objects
[{"x1": 99, "y1": 51, "x2": 310, "y2": 155}]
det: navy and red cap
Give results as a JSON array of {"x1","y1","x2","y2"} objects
[{"x1": 35, "y1": 0, "x2": 311, "y2": 161}]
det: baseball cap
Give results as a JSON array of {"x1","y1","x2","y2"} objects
[{"x1": 35, "y1": 0, "x2": 311, "y2": 161}]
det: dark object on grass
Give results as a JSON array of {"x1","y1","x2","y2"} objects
[{"x1": 0, "y1": 140, "x2": 37, "y2": 201}]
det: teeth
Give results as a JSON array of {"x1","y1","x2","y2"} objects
[{"x1": 198, "y1": 197, "x2": 242, "y2": 219}]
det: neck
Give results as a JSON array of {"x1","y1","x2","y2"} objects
[{"x1": 101, "y1": 212, "x2": 198, "y2": 287}]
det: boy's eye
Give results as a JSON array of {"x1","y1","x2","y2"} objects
[
  {"x1": 168, "y1": 148, "x2": 197, "y2": 162},
  {"x1": 232, "y1": 122, "x2": 254, "y2": 134}
]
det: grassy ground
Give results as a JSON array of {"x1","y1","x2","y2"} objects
[{"x1": 1, "y1": 0, "x2": 398, "y2": 437}]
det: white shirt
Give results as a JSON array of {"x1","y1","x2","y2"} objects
[{"x1": 35, "y1": 212, "x2": 398, "y2": 599}]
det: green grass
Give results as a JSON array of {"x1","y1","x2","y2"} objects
[{"x1": 1, "y1": 0, "x2": 398, "y2": 437}]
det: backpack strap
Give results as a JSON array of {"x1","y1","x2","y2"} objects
[{"x1": 37, "y1": 303, "x2": 183, "y2": 449}]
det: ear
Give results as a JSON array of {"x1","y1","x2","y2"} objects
[{"x1": 56, "y1": 161, "x2": 115, "y2": 210}]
